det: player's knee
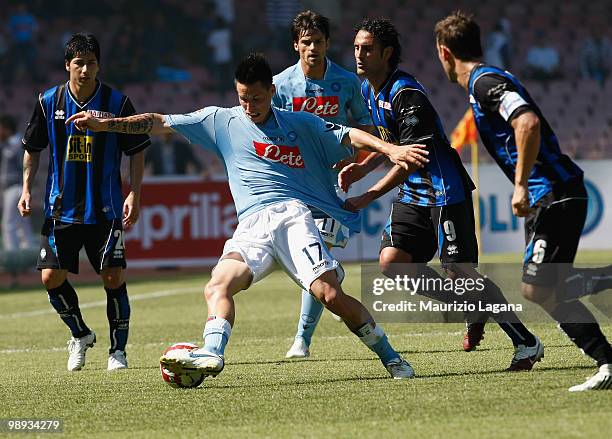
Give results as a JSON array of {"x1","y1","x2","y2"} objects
[
  {"x1": 379, "y1": 251, "x2": 416, "y2": 278},
  {"x1": 379, "y1": 252, "x2": 399, "y2": 278},
  {"x1": 41, "y1": 270, "x2": 66, "y2": 290},
  {"x1": 310, "y1": 278, "x2": 342, "y2": 307},
  {"x1": 319, "y1": 284, "x2": 341, "y2": 308},
  {"x1": 101, "y1": 269, "x2": 123, "y2": 289},
  {"x1": 521, "y1": 283, "x2": 551, "y2": 304}
]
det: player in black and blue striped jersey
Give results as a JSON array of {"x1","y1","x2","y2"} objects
[
  {"x1": 342, "y1": 18, "x2": 543, "y2": 370},
  {"x1": 18, "y1": 33, "x2": 150, "y2": 372},
  {"x1": 435, "y1": 11, "x2": 612, "y2": 390}
]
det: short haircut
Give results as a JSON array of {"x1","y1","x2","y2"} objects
[
  {"x1": 354, "y1": 18, "x2": 401, "y2": 70},
  {"x1": 65, "y1": 33, "x2": 101, "y2": 64},
  {"x1": 234, "y1": 53, "x2": 273, "y2": 87},
  {"x1": 292, "y1": 10, "x2": 330, "y2": 42},
  {"x1": 0, "y1": 115, "x2": 16, "y2": 133},
  {"x1": 434, "y1": 11, "x2": 483, "y2": 61}
]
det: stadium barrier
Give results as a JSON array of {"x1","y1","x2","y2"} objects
[{"x1": 124, "y1": 160, "x2": 611, "y2": 268}]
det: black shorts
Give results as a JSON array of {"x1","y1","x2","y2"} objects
[
  {"x1": 522, "y1": 180, "x2": 588, "y2": 286},
  {"x1": 37, "y1": 218, "x2": 127, "y2": 274},
  {"x1": 380, "y1": 198, "x2": 479, "y2": 264}
]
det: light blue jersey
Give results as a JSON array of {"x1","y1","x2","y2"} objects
[
  {"x1": 273, "y1": 59, "x2": 372, "y2": 126},
  {"x1": 165, "y1": 106, "x2": 363, "y2": 232}
]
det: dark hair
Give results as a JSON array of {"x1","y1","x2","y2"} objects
[
  {"x1": 355, "y1": 18, "x2": 401, "y2": 70},
  {"x1": 0, "y1": 115, "x2": 16, "y2": 133},
  {"x1": 234, "y1": 53, "x2": 273, "y2": 86},
  {"x1": 65, "y1": 33, "x2": 101, "y2": 64},
  {"x1": 291, "y1": 10, "x2": 330, "y2": 41},
  {"x1": 434, "y1": 11, "x2": 483, "y2": 61}
]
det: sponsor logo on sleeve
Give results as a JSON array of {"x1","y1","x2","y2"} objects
[
  {"x1": 498, "y1": 91, "x2": 528, "y2": 121},
  {"x1": 378, "y1": 100, "x2": 392, "y2": 110}
]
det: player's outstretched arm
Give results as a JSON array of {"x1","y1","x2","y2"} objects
[
  {"x1": 344, "y1": 127, "x2": 429, "y2": 172},
  {"x1": 344, "y1": 165, "x2": 408, "y2": 212},
  {"x1": 66, "y1": 112, "x2": 174, "y2": 135}
]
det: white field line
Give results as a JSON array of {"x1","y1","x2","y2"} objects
[
  {"x1": 0, "y1": 286, "x2": 202, "y2": 320},
  {"x1": 0, "y1": 332, "x2": 464, "y2": 355}
]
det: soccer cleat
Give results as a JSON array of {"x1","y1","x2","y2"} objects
[
  {"x1": 67, "y1": 331, "x2": 96, "y2": 371},
  {"x1": 331, "y1": 312, "x2": 343, "y2": 322},
  {"x1": 506, "y1": 336, "x2": 544, "y2": 371},
  {"x1": 107, "y1": 350, "x2": 128, "y2": 370},
  {"x1": 568, "y1": 364, "x2": 612, "y2": 392},
  {"x1": 385, "y1": 357, "x2": 415, "y2": 379},
  {"x1": 463, "y1": 322, "x2": 485, "y2": 352},
  {"x1": 160, "y1": 347, "x2": 224, "y2": 377},
  {"x1": 285, "y1": 337, "x2": 310, "y2": 358}
]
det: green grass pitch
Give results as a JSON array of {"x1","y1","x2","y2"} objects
[{"x1": 1, "y1": 251, "x2": 611, "y2": 438}]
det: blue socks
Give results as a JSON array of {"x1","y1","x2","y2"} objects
[
  {"x1": 105, "y1": 283, "x2": 131, "y2": 354},
  {"x1": 47, "y1": 280, "x2": 91, "y2": 338},
  {"x1": 203, "y1": 316, "x2": 232, "y2": 356},
  {"x1": 295, "y1": 290, "x2": 324, "y2": 346},
  {"x1": 354, "y1": 322, "x2": 398, "y2": 365}
]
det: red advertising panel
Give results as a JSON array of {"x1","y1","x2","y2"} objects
[{"x1": 124, "y1": 177, "x2": 236, "y2": 267}]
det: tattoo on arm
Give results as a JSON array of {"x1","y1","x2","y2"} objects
[{"x1": 108, "y1": 113, "x2": 154, "y2": 134}]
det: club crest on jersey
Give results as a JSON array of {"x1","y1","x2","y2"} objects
[
  {"x1": 67, "y1": 135, "x2": 94, "y2": 162},
  {"x1": 253, "y1": 141, "x2": 304, "y2": 168},
  {"x1": 292, "y1": 96, "x2": 340, "y2": 116}
]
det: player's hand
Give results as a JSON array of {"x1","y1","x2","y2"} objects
[
  {"x1": 123, "y1": 191, "x2": 140, "y2": 227},
  {"x1": 343, "y1": 193, "x2": 375, "y2": 212},
  {"x1": 66, "y1": 111, "x2": 106, "y2": 132},
  {"x1": 17, "y1": 192, "x2": 32, "y2": 217},
  {"x1": 512, "y1": 183, "x2": 533, "y2": 217},
  {"x1": 338, "y1": 162, "x2": 367, "y2": 192},
  {"x1": 388, "y1": 144, "x2": 429, "y2": 171},
  {"x1": 332, "y1": 156, "x2": 356, "y2": 171}
]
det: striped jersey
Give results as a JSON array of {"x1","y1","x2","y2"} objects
[
  {"x1": 468, "y1": 64, "x2": 583, "y2": 205},
  {"x1": 362, "y1": 69, "x2": 474, "y2": 207},
  {"x1": 22, "y1": 81, "x2": 150, "y2": 224}
]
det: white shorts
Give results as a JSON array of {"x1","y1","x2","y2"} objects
[
  {"x1": 219, "y1": 201, "x2": 344, "y2": 290},
  {"x1": 315, "y1": 217, "x2": 349, "y2": 248}
]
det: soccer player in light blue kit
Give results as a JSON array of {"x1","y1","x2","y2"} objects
[
  {"x1": 68, "y1": 53, "x2": 431, "y2": 380},
  {"x1": 273, "y1": 10, "x2": 376, "y2": 359}
]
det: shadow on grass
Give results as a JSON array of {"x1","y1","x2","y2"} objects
[
  {"x1": 196, "y1": 363, "x2": 597, "y2": 390},
  {"x1": 126, "y1": 343, "x2": 577, "y2": 371}
]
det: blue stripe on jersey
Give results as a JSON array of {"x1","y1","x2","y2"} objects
[
  {"x1": 384, "y1": 215, "x2": 391, "y2": 237},
  {"x1": 468, "y1": 65, "x2": 583, "y2": 205},
  {"x1": 362, "y1": 71, "x2": 471, "y2": 207},
  {"x1": 41, "y1": 86, "x2": 61, "y2": 219},
  {"x1": 40, "y1": 82, "x2": 127, "y2": 224},
  {"x1": 524, "y1": 240, "x2": 534, "y2": 264}
]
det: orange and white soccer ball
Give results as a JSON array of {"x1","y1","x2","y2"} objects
[{"x1": 160, "y1": 343, "x2": 206, "y2": 389}]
